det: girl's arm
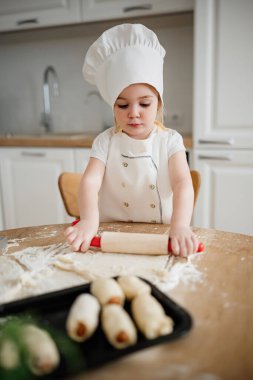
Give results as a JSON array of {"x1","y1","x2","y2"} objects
[
  {"x1": 65, "y1": 157, "x2": 105, "y2": 252},
  {"x1": 168, "y1": 151, "x2": 198, "y2": 257}
]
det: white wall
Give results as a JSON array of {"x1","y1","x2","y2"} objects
[{"x1": 0, "y1": 15, "x2": 193, "y2": 136}]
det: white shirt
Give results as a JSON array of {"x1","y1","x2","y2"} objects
[{"x1": 90, "y1": 126, "x2": 185, "y2": 223}]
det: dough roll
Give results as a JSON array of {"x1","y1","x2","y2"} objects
[
  {"x1": 101, "y1": 231, "x2": 168, "y2": 255},
  {"x1": 66, "y1": 293, "x2": 100, "y2": 342},
  {"x1": 117, "y1": 276, "x2": 151, "y2": 300},
  {"x1": 21, "y1": 324, "x2": 60, "y2": 375},
  {"x1": 90, "y1": 277, "x2": 125, "y2": 306},
  {"x1": 131, "y1": 293, "x2": 174, "y2": 339},
  {"x1": 0, "y1": 339, "x2": 20, "y2": 370},
  {"x1": 101, "y1": 304, "x2": 137, "y2": 349}
]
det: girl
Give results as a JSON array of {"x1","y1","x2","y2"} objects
[{"x1": 65, "y1": 24, "x2": 198, "y2": 257}]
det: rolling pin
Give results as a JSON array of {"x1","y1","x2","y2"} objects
[{"x1": 71, "y1": 220, "x2": 204, "y2": 255}]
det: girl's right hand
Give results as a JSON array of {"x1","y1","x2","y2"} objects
[{"x1": 64, "y1": 219, "x2": 98, "y2": 253}]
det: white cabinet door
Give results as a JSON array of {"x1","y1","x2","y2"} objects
[
  {"x1": 192, "y1": 149, "x2": 253, "y2": 236},
  {"x1": 0, "y1": 0, "x2": 81, "y2": 32},
  {"x1": 194, "y1": 0, "x2": 253, "y2": 149},
  {"x1": 74, "y1": 148, "x2": 91, "y2": 173},
  {"x1": 81, "y1": 0, "x2": 193, "y2": 22},
  {"x1": 0, "y1": 187, "x2": 3, "y2": 230},
  {"x1": 0, "y1": 147, "x2": 75, "y2": 229}
]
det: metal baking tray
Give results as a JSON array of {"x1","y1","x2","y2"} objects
[{"x1": 0, "y1": 278, "x2": 192, "y2": 378}]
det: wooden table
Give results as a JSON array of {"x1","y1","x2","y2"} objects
[{"x1": 1, "y1": 223, "x2": 253, "y2": 380}]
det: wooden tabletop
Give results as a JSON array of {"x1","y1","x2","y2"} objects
[{"x1": 1, "y1": 222, "x2": 253, "y2": 380}]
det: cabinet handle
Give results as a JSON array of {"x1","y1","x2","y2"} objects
[
  {"x1": 198, "y1": 155, "x2": 232, "y2": 161},
  {"x1": 21, "y1": 152, "x2": 46, "y2": 157},
  {"x1": 198, "y1": 138, "x2": 235, "y2": 145},
  {"x1": 123, "y1": 4, "x2": 152, "y2": 12},
  {"x1": 16, "y1": 18, "x2": 38, "y2": 26}
]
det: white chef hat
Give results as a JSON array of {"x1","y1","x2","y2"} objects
[{"x1": 82, "y1": 24, "x2": 166, "y2": 107}]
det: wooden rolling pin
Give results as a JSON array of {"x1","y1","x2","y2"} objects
[{"x1": 71, "y1": 220, "x2": 204, "y2": 255}]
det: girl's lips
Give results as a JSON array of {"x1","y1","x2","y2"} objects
[{"x1": 128, "y1": 123, "x2": 142, "y2": 127}]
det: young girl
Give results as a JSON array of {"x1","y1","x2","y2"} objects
[{"x1": 65, "y1": 24, "x2": 198, "y2": 257}]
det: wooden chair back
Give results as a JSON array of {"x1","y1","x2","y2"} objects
[
  {"x1": 190, "y1": 169, "x2": 201, "y2": 207},
  {"x1": 58, "y1": 170, "x2": 201, "y2": 218},
  {"x1": 58, "y1": 172, "x2": 82, "y2": 218}
]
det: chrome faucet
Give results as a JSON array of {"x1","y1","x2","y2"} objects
[{"x1": 41, "y1": 66, "x2": 59, "y2": 132}]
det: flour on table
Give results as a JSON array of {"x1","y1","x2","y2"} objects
[
  {"x1": 2, "y1": 237, "x2": 27, "y2": 251},
  {"x1": 0, "y1": 242, "x2": 204, "y2": 304},
  {"x1": 0, "y1": 256, "x2": 24, "y2": 302},
  {"x1": 53, "y1": 250, "x2": 204, "y2": 292}
]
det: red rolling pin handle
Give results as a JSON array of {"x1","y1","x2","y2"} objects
[
  {"x1": 71, "y1": 219, "x2": 80, "y2": 227},
  {"x1": 71, "y1": 220, "x2": 205, "y2": 253},
  {"x1": 90, "y1": 236, "x2": 101, "y2": 248},
  {"x1": 71, "y1": 220, "x2": 101, "y2": 247}
]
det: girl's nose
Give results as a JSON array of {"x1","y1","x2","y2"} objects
[{"x1": 128, "y1": 104, "x2": 140, "y2": 118}]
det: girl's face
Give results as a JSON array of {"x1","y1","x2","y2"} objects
[{"x1": 114, "y1": 83, "x2": 159, "y2": 140}]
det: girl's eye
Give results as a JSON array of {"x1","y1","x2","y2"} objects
[
  {"x1": 117, "y1": 104, "x2": 128, "y2": 109},
  {"x1": 116, "y1": 103, "x2": 151, "y2": 109}
]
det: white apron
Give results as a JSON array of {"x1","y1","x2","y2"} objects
[{"x1": 98, "y1": 129, "x2": 173, "y2": 223}]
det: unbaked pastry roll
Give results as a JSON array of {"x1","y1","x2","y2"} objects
[
  {"x1": 66, "y1": 293, "x2": 100, "y2": 342},
  {"x1": 21, "y1": 324, "x2": 60, "y2": 375},
  {"x1": 101, "y1": 304, "x2": 137, "y2": 349},
  {"x1": 131, "y1": 293, "x2": 174, "y2": 339},
  {"x1": 0, "y1": 339, "x2": 20, "y2": 370},
  {"x1": 117, "y1": 276, "x2": 151, "y2": 300},
  {"x1": 90, "y1": 277, "x2": 125, "y2": 306}
]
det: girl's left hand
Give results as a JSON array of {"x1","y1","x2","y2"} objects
[{"x1": 169, "y1": 225, "x2": 198, "y2": 257}]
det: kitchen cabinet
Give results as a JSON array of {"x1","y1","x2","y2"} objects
[
  {"x1": 74, "y1": 148, "x2": 91, "y2": 173},
  {"x1": 193, "y1": 0, "x2": 253, "y2": 236},
  {"x1": 0, "y1": 147, "x2": 76, "y2": 229},
  {"x1": 81, "y1": 0, "x2": 194, "y2": 22},
  {"x1": 0, "y1": 188, "x2": 3, "y2": 231},
  {"x1": 192, "y1": 150, "x2": 253, "y2": 236},
  {"x1": 0, "y1": 0, "x2": 81, "y2": 33},
  {"x1": 194, "y1": 0, "x2": 253, "y2": 149},
  {"x1": 0, "y1": 0, "x2": 194, "y2": 33}
]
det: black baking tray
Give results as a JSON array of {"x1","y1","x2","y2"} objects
[{"x1": 0, "y1": 278, "x2": 192, "y2": 378}]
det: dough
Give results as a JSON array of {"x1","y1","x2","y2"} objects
[
  {"x1": 101, "y1": 304, "x2": 137, "y2": 349},
  {"x1": 0, "y1": 339, "x2": 19, "y2": 369},
  {"x1": 66, "y1": 293, "x2": 100, "y2": 342},
  {"x1": 131, "y1": 293, "x2": 174, "y2": 339},
  {"x1": 0, "y1": 256, "x2": 24, "y2": 303},
  {"x1": 117, "y1": 275, "x2": 151, "y2": 300},
  {"x1": 21, "y1": 324, "x2": 60, "y2": 375},
  {"x1": 90, "y1": 277, "x2": 125, "y2": 305}
]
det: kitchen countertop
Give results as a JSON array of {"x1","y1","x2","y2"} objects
[
  {"x1": 0, "y1": 222, "x2": 252, "y2": 380},
  {"x1": 0, "y1": 133, "x2": 97, "y2": 148},
  {"x1": 0, "y1": 133, "x2": 193, "y2": 149}
]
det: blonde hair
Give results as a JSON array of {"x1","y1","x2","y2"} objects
[
  {"x1": 147, "y1": 84, "x2": 168, "y2": 130},
  {"x1": 147, "y1": 84, "x2": 162, "y2": 119}
]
